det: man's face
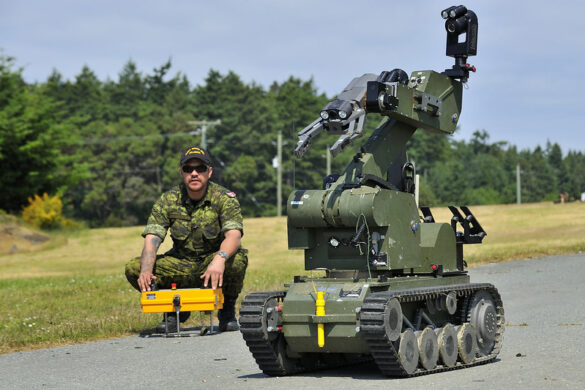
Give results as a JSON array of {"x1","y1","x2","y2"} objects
[{"x1": 180, "y1": 158, "x2": 213, "y2": 195}]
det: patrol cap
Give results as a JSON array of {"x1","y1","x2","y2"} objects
[{"x1": 180, "y1": 146, "x2": 212, "y2": 167}]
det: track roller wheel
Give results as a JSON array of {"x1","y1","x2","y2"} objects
[
  {"x1": 435, "y1": 323, "x2": 458, "y2": 367},
  {"x1": 456, "y1": 323, "x2": 477, "y2": 364},
  {"x1": 398, "y1": 329, "x2": 419, "y2": 374},
  {"x1": 467, "y1": 290, "x2": 498, "y2": 356},
  {"x1": 416, "y1": 327, "x2": 439, "y2": 370},
  {"x1": 445, "y1": 291, "x2": 458, "y2": 314},
  {"x1": 383, "y1": 298, "x2": 402, "y2": 342}
]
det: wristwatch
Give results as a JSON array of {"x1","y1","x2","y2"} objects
[{"x1": 217, "y1": 251, "x2": 229, "y2": 260}]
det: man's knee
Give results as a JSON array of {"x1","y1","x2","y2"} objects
[
  {"x1": 226, "y1": 249, "x2": 247, "y2": 276},
  {"x1": 125, "y1": 257, "x2": 141, "y2": 291},
  {"x1": 223, "y1": 249, "x2": 248, "y2": 297}
]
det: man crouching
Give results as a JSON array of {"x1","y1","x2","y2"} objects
[{"x1": 125, "y1": 146, "x2": 248, "y2": 332}]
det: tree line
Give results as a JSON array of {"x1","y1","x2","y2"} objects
[{"x1": 1, "y1": 54, "x2": 584, "y2": 227}]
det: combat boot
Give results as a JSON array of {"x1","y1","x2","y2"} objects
[
  {"x1": 219, "y1": 297, "x2": 239, "y2": 332},
  {"x1": 155, "y1": 311, "x2": 191, "y2": 333}
]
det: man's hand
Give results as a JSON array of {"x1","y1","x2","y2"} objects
[
  {"x1": 138, "y1": 234, "x2": 162, "y2": 292},
  {"x1": 138, "y1": 272, "x2": 157, "y2": 292},
  {"x1": 200, "y1": 256, "x2": 226, "y2": 290},
  {"x1": 200, "y1": 230, "x2": 241, "y2": 290}
]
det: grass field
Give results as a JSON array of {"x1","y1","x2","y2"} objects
[{"x1": 1, "y1": 202, "x2": 584, "y2": 353}]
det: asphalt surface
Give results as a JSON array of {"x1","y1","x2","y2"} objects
[{"x1": 2, "y1": 253, "x2": 584, "y2": 389}]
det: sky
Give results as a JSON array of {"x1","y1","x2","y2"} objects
[{"x1": 2, "y1": 0, "x2": 584, "y2": 153}]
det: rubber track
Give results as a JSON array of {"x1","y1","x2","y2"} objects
[
  {"x1": 360, "y1": 283, "x2": 505, "y2": 377},
  {"x1": 239, "y1": 291, "x2": 293, "y2": 376}
]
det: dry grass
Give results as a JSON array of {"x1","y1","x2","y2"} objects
[
  {"x1": 428, "y1": 202, "x2": 585, "y2": 264},
  {"x1": 0, "y1": 201, "x2": 584, "y2": 353}
]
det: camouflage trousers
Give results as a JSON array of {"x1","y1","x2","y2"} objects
[{"x1": 124, "y1": 248, "x2": 248, "y2": 299}]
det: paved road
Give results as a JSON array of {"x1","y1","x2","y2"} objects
[{"x1": 2, "y1": 254, "x2": 584, "y2": 389}]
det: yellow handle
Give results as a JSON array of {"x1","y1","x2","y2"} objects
[{"x1": 316, "y1": 291, "x2": 325, "y2": 347}]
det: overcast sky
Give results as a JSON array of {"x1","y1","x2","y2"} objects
[{"x1": 2, "y1": 0, "x2": 584, "y2": 153}]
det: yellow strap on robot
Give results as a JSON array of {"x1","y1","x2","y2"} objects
[{"x1": 315, "y1": 290, "x2": 326, "y2": 348}]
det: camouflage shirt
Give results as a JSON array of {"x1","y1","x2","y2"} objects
[{"x1": 142, "y1": 181, "x2": 244, "y2": 259}]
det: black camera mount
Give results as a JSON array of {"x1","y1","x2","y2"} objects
[{"x1": 441, "y1": 5, "x2": 478, "y2": 82}]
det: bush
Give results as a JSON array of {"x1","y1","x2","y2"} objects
[
  {"x1": 22, "y1": 193, "x2": 62, "y2": 229},
  {"x1": 22, "y1": 193, "x2": 79, "y2": 230}
]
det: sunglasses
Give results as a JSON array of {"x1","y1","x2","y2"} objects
[{"x1": 182, "y1": 165, "x2": 208, "y2": 174}]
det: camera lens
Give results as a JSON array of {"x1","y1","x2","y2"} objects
[{"x1": 445, "y1": 16, "x2": 467, "y2": 34}]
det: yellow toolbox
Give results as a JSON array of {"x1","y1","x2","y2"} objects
[{"x1": 141, "y1": 287, "x2": 224, "y2": 313}]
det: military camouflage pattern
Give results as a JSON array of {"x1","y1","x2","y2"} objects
[
  {"x1": 125, "y1": 248, "x2": 248, "y2": 298},
  {"x1": 125, "y1": 181, "x2": 247, "y2": 297},
  {"x1": 142, "y1": 181, "x2": 244, "y2": 259}
]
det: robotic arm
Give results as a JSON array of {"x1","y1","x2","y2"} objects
[
  {"x1": 294, "y1": 74, "x2": 376, "y2": 158},
  {"x1": 294, "y1": 5, "x2": 478, "y2": 159},
  {"x1": 294, "y1": 70, "x2": 408, "y2": 158}
]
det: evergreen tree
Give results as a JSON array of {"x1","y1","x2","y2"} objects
[
  {"x1": 106, "y1": 60, "x2": 147, "y2": 120},
  {"x1": 564, "y1": 151, "x2": 585, "y2": 200},
  {"x1": 0, "y1": 55, "x2": 86, "y2": 212}
]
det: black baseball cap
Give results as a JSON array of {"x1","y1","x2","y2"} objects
[{"x1": 180, "y1": 146, "x2": 212, "y2": 167}]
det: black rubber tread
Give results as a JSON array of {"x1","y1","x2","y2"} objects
[
  {"x1": 239, "y1": 291, "x2": 294, "y2": 376},
  {"x1": 360, "y1": 283, "x2": 505, "y2": 377},
  {"x1": 239, "y1": 291, "x2": 371, "y2": 376}
]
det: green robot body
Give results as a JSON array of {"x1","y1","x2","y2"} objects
[{"x1": 240, "y1": 5, "x2": 504, "y2": 377}]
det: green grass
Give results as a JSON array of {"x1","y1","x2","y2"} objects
[
  {"x1": 0, "y1": 202, "x2": 584, "y2": 353},
  {"x1": 0, "y1": 275, "x2": 150, "y2": 351}
]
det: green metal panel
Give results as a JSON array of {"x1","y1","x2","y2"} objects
[
  {"x1": 287, "y1": 225, "x2": 314, "y2": 249},
  {"x1": 417, "y1": 222, "x2": 458, "y2": 272},
  {"x1": 390, "y1": 70, "x2": 462, "y2": 135},
  {"x1": 337, "y1": 120, "x2": 416, "y2": 187},
  {"x1": 380, "y1": 191, "x2": 422, "y2": 270},
  {"x1": 282, "y1": 280, "x2": 369, "y2": 354}
]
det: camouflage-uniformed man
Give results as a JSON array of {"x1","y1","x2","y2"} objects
[{"x1": 125, "y1": 146, "x2": 248, "y2": 332}]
